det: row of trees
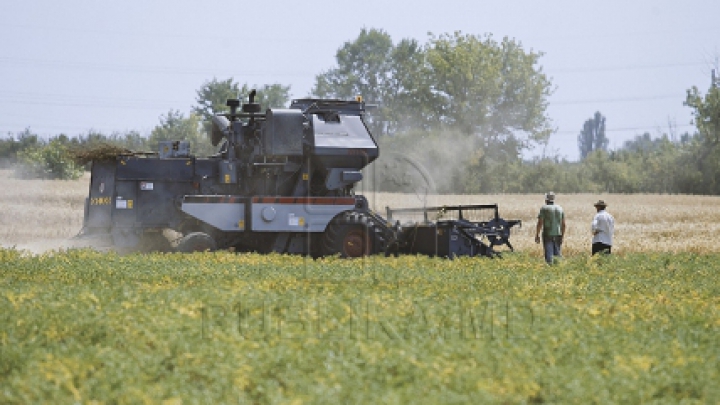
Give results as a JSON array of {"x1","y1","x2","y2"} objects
[
  {"x1": 0, "y1": 129, "x2": 147, "y2": 179},
  {"x1": 1, "y1": 123, "x2": 709, "y2": 194},
  {"x1": 0, "y1": 81, "x2": 292, "y2": 179},
  {"x1": 2, "y1": 28, "x2": 719, "y2": 194},
  {"x1": 553, "y1": 77, "x2": 720, "y2": 195},
  {"x1": 365, "y1": 127, "x2": 713, "y2": 195}
]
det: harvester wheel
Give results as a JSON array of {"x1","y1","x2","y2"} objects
[
  {"x1": 321, "y1": 212, "x2": 384, "y2": 258},
  {"x1": 176, "y1": 232, "x2": 217, "y2": 253}
]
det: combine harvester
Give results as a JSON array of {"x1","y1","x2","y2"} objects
[{"x1": 79, "y1": 91, "x2": 520, "y2": 257}]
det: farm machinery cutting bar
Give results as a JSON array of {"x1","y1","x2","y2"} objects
[
  {"x1": 78, "y1": 90, "x2": 521, "y2": 258},
  {"x1": 384, "y1": 204, "x2": 521, "y2": 258}
]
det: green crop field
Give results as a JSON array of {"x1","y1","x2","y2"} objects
[{"x1": 1, "y1": 248, "x2": 718, "y2": 404}]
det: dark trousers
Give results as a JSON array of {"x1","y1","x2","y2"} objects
[{"x1": 592, "y1": 242, "x2": 612, "y2": 255}]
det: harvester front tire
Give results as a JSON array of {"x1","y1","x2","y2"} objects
[
  {"x1": 176, "y1": 232, "x2": 217, "y2": 253},
  {"x1": 321, "y1": 212, "x2": 384, "y2": 258}
]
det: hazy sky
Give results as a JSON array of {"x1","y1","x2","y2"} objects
[{"x1": 2, "y1": 0, "x2": 719, "y2": 160}]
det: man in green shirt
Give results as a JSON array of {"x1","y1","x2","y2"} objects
[{"x1": 535, "y1": 191, "x2": 566, "y2": 264}]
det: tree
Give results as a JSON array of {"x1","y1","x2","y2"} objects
[
  {"x1": 622, "y1": 132, "x2": 657, "y2": 153},
  {"x1": 193, "y1": 78, "x2": 292, "y2": 144},
  {"x1": 0, "y1": 128, "x2": 40, "y2": 166},
  {"x1": 107, "y1": 130, "x2": 149, "y2": 151},
  {"x1": 312, "y1": 28, "x2": 400, "y2": 135},
  {"x1": 16, "y1": 137, "x2": 83, "y2": 180},
  {"x1": 382, "y1": 38, "x2": 436, "y2": 134},
  {"x1": 421, "y1": 32, "x2": 554, "y2": 193},
  {"x1": 246, "y1": 83, "x2": 292, "y2": 110},
  {"x1": 578, "y1": 111, "x2": 609, "y2": 160},
  {"x1": 684, "y1": 83, "x2": 720, "y2": 194},
  {"x1": 194, "y1": 78, "x2": 292, "y2": 120},
  {"x1": 149, "y1": 110, "x2": 213, "y2": 156},
  {"x1": 193, "y1": 78, "x2": 242, "y2": 122},
  {"x1": 313, "y1": 28, "x2": 394, "y2": 102},
  {"x1": 313, "y1": 30, "x2": 554, "y2": 145},
  {"x1": 684, "y1": 86, "x2": 720, "y2": 169},
  {"x1": 425, "y1": 32, "x2": 553, "y2": 143},
  {"x1": 314, "y1": 29, "x2": 556, "y2": 193}
]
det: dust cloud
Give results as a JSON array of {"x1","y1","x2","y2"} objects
[{"x1": 360, "y1": 130, "x2": 478, "y2": 198}]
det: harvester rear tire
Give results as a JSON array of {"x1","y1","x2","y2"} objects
[
  {"x1": 321, "y1": 212, "x2": 384, "y2": 258},
  {"x1": 176, "y1": 232, "x2": 217, "y2": 253}
]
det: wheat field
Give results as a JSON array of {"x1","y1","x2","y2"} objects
[
  {"x1": 2, "y1": 169, "x2": 720, "y2": 255},
  {"x1": 363, "y1": 192, "x2": 720, "y2": 256}
]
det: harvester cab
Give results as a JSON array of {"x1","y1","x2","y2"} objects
[{"x1": 78, "y1": 90, "x2": 520, "y2": 258}]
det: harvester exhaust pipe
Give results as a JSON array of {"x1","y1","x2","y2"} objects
[{"x1": 242, "y1": 89, "x2": 261, "y2": 126}]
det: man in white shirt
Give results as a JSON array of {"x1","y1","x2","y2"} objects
[{"x1": 591, "y1": 200, "x2": 614, "y2": 255}]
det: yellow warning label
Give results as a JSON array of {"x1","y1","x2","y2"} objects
[
  {"x1": 298, "y1": 217, "x2": 305, "y2": 226},
  {"x1": 90, "y1": 197, "x2": 111, "y2": 205},
  {"x1": 238, "y1": 220, "x2": 245, "y2": 230},
  {"x1": 302, "y1": 173, "x2": 309, "y2": 181},
  {"x1": 127, "y1": 200, "x2": 134, "y2": 209},
  {"x1": 224, "y1": 174, "x2": 231, "y2": 183}
]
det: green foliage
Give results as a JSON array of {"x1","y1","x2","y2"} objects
[
  {"x1": 425, "y1": 32, "x2": 553, "y2": 143},
  {"x1": 314, "y1": 29, "x2": 554, "y2": 149},
  {"x1": 685, "y1": 85, "x2": 720, "y2": 148},
  {"x1": 684, "y1": 85, "x2": 720, "y2": 193},
  {"x1": 313, "y1": 28, "x2": 394, "y2": 101},
  {"x1": 0, "y1": 128, "x2": 40, "y2": 167},
  {"x1": 578, "y1": 111, "x2": 609, "y2": 160},
  {"x1": 192, "y1": 78, "x2": 292, "y2": 145},
  {"x1": 192, "y1": 77, "x2": 243, "y2": 122},
  {"x1": 384, "y1": 38, "x2": 436, "y2": 133},
  {"x1": 194, "y1": 78, "x2": 292, "y2": 121},
  {"x1": 0, "y1": 129, "x2": 153, "y2": 178},
  {"x1": 148, "y1": 110, "x2": 214, "y2": 156},
  {"x1": 371, "y1": 128, "x2": 713, "y2": 194},
  {"x1": 16, "y1": 138, "x2": 84, "y2": 180},
  {"x1": 317, "y1": 29, "x2": 554, "y2": 193},
  {"x1": 246, "y1": 83, "x2": 292, "y2": 109},
  {"x1": 1, "y1": 249, "x2": 718, "y2": 403},
  {"x1": 313, "y1": 28, "x2": 400, "y2": 136}
]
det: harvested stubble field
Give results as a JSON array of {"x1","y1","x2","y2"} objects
[
  {"x1": 1, "y1": 169, "x2": 719, "y2": 403},
  {"x1": 2, "y1": 168, "x2": 720, "y2": 256},
  {"x1": 363, "y1": 191, "x2": 720, "y2": 256}
]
